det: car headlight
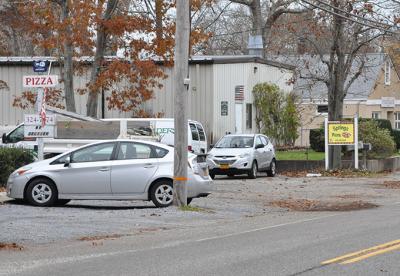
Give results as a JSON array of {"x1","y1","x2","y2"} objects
[
  {"x1": 12, "y1": 167, "x2": 32, "y2": 176},
  {"x1": 239, "y1": 153, "x2": 250, "y2": 158}
]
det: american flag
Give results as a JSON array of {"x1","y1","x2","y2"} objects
[
  {"x1": 235, "y1": 85, "x2": 244, "y2": 101},
  {"x1": 40, "y1": 88, "x2": 47, "y2": 127}
]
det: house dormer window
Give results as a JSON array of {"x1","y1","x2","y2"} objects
[{"x1": 384, "y1": 59, "x2": 391, "y2": 85}]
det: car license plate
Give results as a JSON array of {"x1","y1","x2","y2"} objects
[{"x1": 220, "y1": 164, "x2": 229, "y2": 169}]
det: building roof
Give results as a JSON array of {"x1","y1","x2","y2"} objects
[
  {"x1": 188, "y1": 55, "x2": 295, "y2": 70},
  {"x1": 272, "y1": 53, "x2": 389, "y2": 101},
  {"x1": 0, "y1": 55, "x2": 295, "y2": 71}
]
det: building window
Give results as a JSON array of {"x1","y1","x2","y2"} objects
[
  {"x1": 385, "y1": 60, "x2": 391, "y2": 85},
  {"x1": 395, "y1": 112, "x2": 400, "y2": 129},
  {"x1": 372, "y1": 112, "x2": 380, "y2": 119},
  {"x1": 317, "y1": 105, "x2": 328, "y2": 114},
  {"x1": 246, "y1": 103, "x2": 252, "y2": 129}
]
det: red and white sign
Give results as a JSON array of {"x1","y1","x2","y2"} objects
[
  {"x1": 23, "y1": 75, "x2": 58, "y2": 88},
  {"x1": 24, "y1": 114, "x2": 56, "y2": 126}
]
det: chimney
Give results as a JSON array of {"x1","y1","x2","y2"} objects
[{"x1": 248, "y1": 35, "x2": 263, "y2": 57}]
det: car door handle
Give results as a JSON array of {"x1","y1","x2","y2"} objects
[
  {"x1": 144, "y1": 163, "x2": 155, "y2": 168},
  {"x1": 99, "y1": 167, "x2": 110, "y2": 172}
]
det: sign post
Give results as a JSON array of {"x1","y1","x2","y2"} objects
[
  {"x1": 23, "y1": 66, "x2": 58, "y2": 160},
  {"x1": 325, "y1": 117, "x2": 358, "y2": 170}
]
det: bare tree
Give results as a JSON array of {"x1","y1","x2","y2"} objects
[
  {"x1": 229, "y1": 0, "x2": 306, "y2": 56},
  {"x1": 86, "y1": 0, "x2": 119, "y2": 118},
  {"x1": 292, "y1": 1, "x2": 390, "y2": 169}
]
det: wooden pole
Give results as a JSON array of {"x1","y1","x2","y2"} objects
[{"x1": 173, "y1": 0, "x2": 190, "y2": 206}]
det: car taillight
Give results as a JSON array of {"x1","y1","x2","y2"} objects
[{"x1": 188, "y1": 145, "x2": 192, "y2": 152}]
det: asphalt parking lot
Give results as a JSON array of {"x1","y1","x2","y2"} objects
[{"x1": 1, "y1": 172, "x2": 400, "y2": 245}]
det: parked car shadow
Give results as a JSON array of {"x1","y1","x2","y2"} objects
[
  {"x1": 5, "y1": 199, "x2": 157, "y2": 210},
  {"x1": 62, "y1": 203, "x2": 157, "y2": 210},
  {"x1": 214, "y1": 174, "x2": 270, "y2": 180}
]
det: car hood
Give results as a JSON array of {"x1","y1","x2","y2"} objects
[{"x1": 208, "y1": 147, "x2": 252, "y2": 157}]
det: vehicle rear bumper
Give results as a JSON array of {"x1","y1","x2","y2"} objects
[{"x1": 187, "y1": 175, "x2": 212, "y2": 198}]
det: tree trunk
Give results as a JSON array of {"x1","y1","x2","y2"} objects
[
  {"x1": 86, "y1": 0, "x2": 118, "y2": 118},
  {"x1": 249, "y1": 0, "x2": 262, "y2": 37},
  {"x1": 61, "y1": 0, "x2": 76, "y2": 112}
]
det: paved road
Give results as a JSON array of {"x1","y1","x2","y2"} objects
[{"x1": 1, "y1": 202, "x2": 399, "y2": 276}]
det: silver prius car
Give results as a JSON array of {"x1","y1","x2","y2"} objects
[
  {"x1": 6, "y1": 140, "x2": 212, "y2": 207},
  {"x1": 207, "y1": 134, "x2": 276, "y2": 179}
]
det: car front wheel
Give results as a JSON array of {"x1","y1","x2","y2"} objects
[
  {"x1": 26, "y1": 178, "x2": 57, "y2": 207},
  {"x1": 267, "y1": 159, "x2": 276, "y2": 177},
  {"x1": 248, "y1": 161, "x2": 258, "y2": 179}
]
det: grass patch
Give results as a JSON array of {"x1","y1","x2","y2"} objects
[
  {"x1": 276, "y1": 150, "x2": 324, "y2": 160},
  {"x1": 179, "y1": 205, "x2": 205, "y2": 212}
]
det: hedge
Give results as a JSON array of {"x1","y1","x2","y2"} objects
[
  {"x1": 309, "y1": 128, "x2": 324, "y2": 152},
  {"x1": 392, "y1": 129, "x2": 400, "y2": 149},
  {"x1": 0, "y1": 147, "x2": 35, "y2": 187}
]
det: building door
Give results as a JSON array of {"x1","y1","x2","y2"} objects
[{"x1": 235, "y1": 103, "x2": 243, "y2": 134}]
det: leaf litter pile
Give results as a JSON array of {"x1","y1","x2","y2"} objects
[
  {"x1": 382, "y1": 181, "x2": 400, "y2": 189},
  {"x1": 269, "y1": 199, "x2": 378, "y2": 212},
  {"x1": 0, "y1": 242, "x2": 23, "y2": 251}
]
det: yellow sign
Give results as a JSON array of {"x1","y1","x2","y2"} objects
[{"x1": 328, "y1": 122, "x2": 354, "y2": 145}]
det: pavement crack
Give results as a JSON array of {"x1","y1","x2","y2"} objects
[{"x1": 288, "y1": 264, "x2": 328, "y2": 276}]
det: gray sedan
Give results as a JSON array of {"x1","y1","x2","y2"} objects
[
  {"x1": 207, "y1": 134, "x2": 276, "y2": 179},
  {"x1": 6, "y1": 140, "x2": 212, "y2": 207}
]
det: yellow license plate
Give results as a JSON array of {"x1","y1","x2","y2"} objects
[{"x1": 220, "y1": 164, "x2": 229, "y2": 169}]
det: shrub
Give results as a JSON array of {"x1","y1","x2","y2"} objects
[
  {"x1": 359, "y1": 120, "x2": 396, "y2": 159},
  {"x1": 359, "y1": 118, "x2": 392, "y2": 132},
  {"x1": 391, "y1": 129, "x2": 400, "y2": 149},
  {"x1": 0, "y1": 147, "x2": 35, "y2": 187},
  {"x1": 309, "y1": 128, "x2": 324, "y2": 152}
]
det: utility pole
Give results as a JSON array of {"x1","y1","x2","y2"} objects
[{"x1": 173, "y1": 0, "x2": 190, "y2": 206}]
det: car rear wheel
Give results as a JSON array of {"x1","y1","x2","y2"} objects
[
  {"x1": 248, "y1": 161, "x2": 258, "y2": 179},
  {"x1": 150, "y1": 180, "x2": 174, "y2": 208},
  {"x1": 267, "y1": 159, "x2": 276, "y2": 177},
  {"x1": 26, "y1": 178, "x2": 57, "y2": 207}
]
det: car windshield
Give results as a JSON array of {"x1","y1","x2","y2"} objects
[{"x1": 215, "y1": 136, "x2": 254, "y2": 148}]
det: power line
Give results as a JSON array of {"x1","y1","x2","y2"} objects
[
  {"x1": 300, "y1": 0, "x2": 398, "y2": 35},
  {"x1": 313, "y1": 0, "x2": 393, "y2": 28},
  {"x1": 204, "y1": 0, "x2": 399, "y2": 40}
]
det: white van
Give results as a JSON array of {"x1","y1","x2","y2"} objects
[
  {"x1": 104, "y1": 118, "x2": 208, "y2": 154},
  {"x1": 1, "y1": 118, "x2": 208, "y2": 155}
]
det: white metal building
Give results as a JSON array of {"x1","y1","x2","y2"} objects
[{"x1": 0, "y1": 56, "x2": 294, "y2": 143}]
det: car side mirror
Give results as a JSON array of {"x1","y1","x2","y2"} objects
[
  {"x1": 64, "y1": 156, "x2": 71, "y2": 167},
  {"x1": 255, "y1": 144, "x2": 264, "y2": 149},
  {"x1": 209, "y1": 144, "x2": 214, "y2": 149},
  {"x1": 2, "y1": 133, "x2": 6, "y2": 144}
]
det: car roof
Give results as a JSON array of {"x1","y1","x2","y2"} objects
[{"x1": 223, "y1": 134, "x2": 258, "y2": 137}]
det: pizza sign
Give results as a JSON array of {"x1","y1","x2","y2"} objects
[
  {"x1": 23, "y1": 75, "x2": 58, "y2": 88},
  {"x1": 328, "y1": 122, "x2": 355, "y2": 145}
]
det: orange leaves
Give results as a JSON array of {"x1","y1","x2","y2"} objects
[{"x1": 13, "y1": 89, "x2": 64, "y2": 110}]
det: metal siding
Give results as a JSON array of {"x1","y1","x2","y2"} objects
[
  {"x1": 212, "y1": 63, "x2": 293, "y2": 142},
  {"x1": 146, "y1": 64, "x2": 214, "y2": 143}
]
